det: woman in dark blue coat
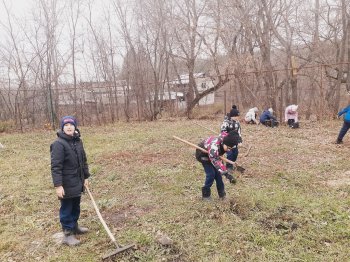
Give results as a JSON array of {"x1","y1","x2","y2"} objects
[
  {"x1": 260, "y1": 108, "x2": 279, "y2": 127},
  {"x1": 50, "y1": 116, "x2": 91, "y2": 246}
]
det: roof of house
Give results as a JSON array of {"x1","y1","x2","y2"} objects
[{"x1": 169, "y1": 72, "x2": 206, "y2": 85}]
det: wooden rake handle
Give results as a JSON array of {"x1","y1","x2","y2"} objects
[
  {"x1": 193, "y1": 121, "x2": 251, "y2": 151},
  {"x1": 85, "y1": 186, "x2": 119, "y2": 248},
  {"x1": 172, "y1": 135, "x2": 236, "y2": 166}
]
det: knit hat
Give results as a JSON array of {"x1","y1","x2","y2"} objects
[
  {"x1": 60, "y1": 116, "x2": 77, "y2": 130},
  {"x1": 268, "y1": 108, "x2": 273, "y2": 114},
  {"x1": 232, "y1": 105, "x2": 237, "y2": 109},
  {"x1": 229, "y1": 108, "x2": 240, "y2": 117},
  {"x1": 291, "y1": 105, "x2": 298, "y2": 112},
  {"x1": 223, "y1": 131, "x2": 240, "y2": 148}
]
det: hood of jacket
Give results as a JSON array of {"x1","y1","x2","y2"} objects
[{"x1": 56, "y1": 129, "x2": 81, "y2": 141}]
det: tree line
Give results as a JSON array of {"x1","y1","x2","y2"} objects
[{"x1": 0, "y1": 0, "x2": 349, "y2": 130}]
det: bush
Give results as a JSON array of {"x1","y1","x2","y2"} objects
[
  {"x1": 0, "y1": 121, "x2": 15, "y2": 133},
  {"x1": 191, "y1": 103, "x2": 224, "y2": 119}
]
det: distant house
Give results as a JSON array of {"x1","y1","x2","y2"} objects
[
  {"x1": 148, "y1": 90, "x2": 186, "y2": 110},
  {"x1": 168, "y1": 72, "x2": 215, "y2": 106},
  {"x1": 57, "y1": 80, "x2": 130, "y2": 106},
  {"x1": 82, "y1": 80, "x2": 129, "y2": 105}
]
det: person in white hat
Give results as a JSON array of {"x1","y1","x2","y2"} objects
[
  {"x1": 244, "y1": 107, "x2": 259, "y2": 124},
  {"x1": 285, "y1": 104, "x2": 299, "y2": 128}
]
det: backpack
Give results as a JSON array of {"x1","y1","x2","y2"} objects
[{"x1": 195, "y1": 140, "x2": 210, "y2": 163}]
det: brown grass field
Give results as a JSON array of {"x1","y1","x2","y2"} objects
[{"x1": 1, "y1": 118, "x2": 350, "y2": 261}]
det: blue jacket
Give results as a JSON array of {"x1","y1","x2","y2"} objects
[
  {"x1": 338, "y1": 105, "x2": 350, "y2": 122},
  {"x1": 260, "y1": 110, "x2": 276, "y2": 123}
]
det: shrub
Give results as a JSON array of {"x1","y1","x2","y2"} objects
[{"x1": 0, "y1": 121, "x2": 15, "y2": 133}]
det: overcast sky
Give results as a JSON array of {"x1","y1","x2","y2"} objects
[
  {"x1": 0, "y1": 0, "x2": 126, "y2": 81},
  {"x1": 0, "y1": 0, "x2": 33, "y2": 22}
]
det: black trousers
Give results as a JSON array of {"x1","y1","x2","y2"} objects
[
  {"x1": 263, "y1": 119, "x2": 279, "y2": 127},
  {"x1": 288, "y1": 119, "x2": 299, "y2": 128}
]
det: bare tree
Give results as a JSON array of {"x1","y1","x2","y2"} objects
[
  {"x1": 167, "y1": 0, "x2": 206, "y2": 117},
  {"x1": 67, "y1": 0, "x2": 83, "y2": 115},
  {"x1": 134, "y1": 0, "x2": 172, "y2": 120},
  {"x1": 0, "y1": 0, "x2": 349, "y2": 127},
  {"x1": 1, "y1": 0, "x2": 40, "y2": 130}
]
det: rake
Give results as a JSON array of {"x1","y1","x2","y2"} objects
[{"x1": 85, "y1": 186, "x2": 135, "y2": 260}]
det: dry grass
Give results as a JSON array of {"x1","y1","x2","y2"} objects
[{"x1": 1, "y1": 118, "x2": 350, "y2": 261}]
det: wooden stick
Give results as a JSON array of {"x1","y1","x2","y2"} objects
[
  {"x1": 85, "y1": 186, "x2": 119, "y2": 248},
  {"x1": 243, "y1": 145, "x2": 252, "y2": 157},
  {"x1": 194, "y1": 121, "x2": 249, "y2": 150},
  {"x1": 173, "y1": 135, "x2": 236, "y2": 166}
]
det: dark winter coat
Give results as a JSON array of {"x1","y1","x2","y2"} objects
[
  {"x1": 259, "y1": 110, "x2": 276, "y2": 123},
  {"x1": 50, "y1": 130, "x2": 90, "y2": 198}
]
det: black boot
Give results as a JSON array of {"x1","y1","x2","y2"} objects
[
  {"x1": 218, "y1": 190, "x2": 226, "y2": 200},
  {"x1": 62, "y1": 230, "x2": 80, "y2": 246},
  {"x1": 336, "y1": 139, "x2": 343, "y2": 144},
  {"x1": 201, "y1": 187, "x2": 211, "y2": 201}
]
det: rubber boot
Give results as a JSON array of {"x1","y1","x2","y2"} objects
[
  {"x1": 201, "y1": 187, "x2": 211, "y2": 201},
  {"x1": 62, "y1": 230, "x2": 80, "y2": 246},
  {"x1": 336, "y1": 139, "x2": 343, "y2": 144},
  {"x1": 218, "y1": 190, "x2": 226, "y2": 200},
  {"x1": 74, "y1": 224, "x2": 89, "y2": 235}
]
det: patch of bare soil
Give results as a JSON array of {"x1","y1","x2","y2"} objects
[
  {"x1": 102, "y1": 204, "x2": 155, "y2": 228},
  {"x1": 322, "y1": 171, "x2": 350, "y2": 188},
  {"x1": 258, "y1": 206, "x2": 300, "y2": 234},
  {"x1": 229, "y1": 198, "x2": 262, "y2": 220}
]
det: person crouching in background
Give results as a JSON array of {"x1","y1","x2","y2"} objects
[
  {"x1": 285, "y1": 104, "x2": 299, "y2": 128},
  {"x1": 260, "y1": 108, "x2": 279, "y2": 127},
  {"x1": 244, "y1": 107, "x2": 259, "y2": 124}
]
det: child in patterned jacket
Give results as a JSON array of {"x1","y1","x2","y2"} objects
[
  {"x1": 220, "y1": 109, "x2": 242, "y2": 174},
  {"x1": 195, "y1": 131, "x2": 240, "y2": 200}
]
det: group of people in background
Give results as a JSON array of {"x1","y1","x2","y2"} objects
[
  {"x1": 244, "y1": 104, "x2": 299, "y2": 128},
  {"x1": 242, "y1": 103, "x2": 350, "y2": 145},
  {"x1": 195, "y1": 101, "x2": 350, "y2": 201}
]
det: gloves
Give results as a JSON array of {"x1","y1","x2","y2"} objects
[{"x1": 222, "y1": 172, "x2": 237, "y2": 184}]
